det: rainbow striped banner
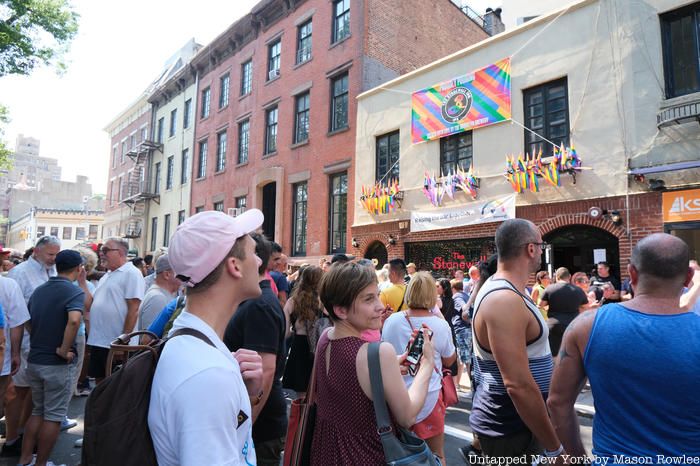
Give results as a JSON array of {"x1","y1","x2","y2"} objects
[{"x1": 411, "y1": 58, "x2": 512, "y2": 144}]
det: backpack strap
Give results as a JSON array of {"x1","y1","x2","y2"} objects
[{"x1": 168, "y1": 327, "x2": 215, "y2": 348}]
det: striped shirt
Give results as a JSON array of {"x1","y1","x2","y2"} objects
[{"x1": 469, "y1": 276, "x2": 553, "y2": 438}]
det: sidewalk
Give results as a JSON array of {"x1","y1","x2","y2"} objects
[{"x1": 456, "y1": 372, "x2": 596, "y2": 418}]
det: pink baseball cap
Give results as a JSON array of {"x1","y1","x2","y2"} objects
[{"x1": 168, "y1": 209, "x2": 264, "y2": 287}]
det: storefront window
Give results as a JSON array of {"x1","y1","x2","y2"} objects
[{"x1": 405, "y1": 238, "x2": 495, "y2": 277}]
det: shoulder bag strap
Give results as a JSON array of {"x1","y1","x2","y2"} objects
[
  {"x1": 169, "y1": 327, "x2": 215, "y2": 348},
  {"x1": 305, "y1": 326, "x2": 330, "y2": 403},
  {"x1": 367, "y1": 342, "x2": 394, "y2": 434},
  {"x1": 397, "y1": 287, "x2": 407, "y2": 312}
]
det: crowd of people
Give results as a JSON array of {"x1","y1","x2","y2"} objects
[{"x1": 0, "y1": 212, "x2": 699, "y2": 465}]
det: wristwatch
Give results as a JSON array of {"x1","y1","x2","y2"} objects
[{"x1": 250, "y1": 389, "x2": 264, "y2": 406}]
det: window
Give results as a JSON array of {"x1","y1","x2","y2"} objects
[
  {"x1": 238, "y1": 120, "x2": 250, "y2": 164},
  {"x1": 118, "y1": 176, "x2": 124, "y2": 201},
  {"x1": 157, "y1": 118, "x2": 164, "y2": 144},
  {"x1": 109, "y1": 180, "x2": 114, "y2": 206},
  {"x1": 329, "y1": 172, "x2": 347, "y2": 253},
  {"x1": 154, "y1": 162, "x2": 161, "y2": 194},
  {"x1": 76, "y1": 227, "x2": 86, "y2": 241},
  {"x1": 181, "y1": 148, "x2": 189, "y2": 184},
  {"x1": 50, "y1": 226, "x2": 59, "y2": 237},
  {"x1": 37, "y1": 226, "x2": 46, "y2": 237},
  {"x1": 121, "y1": 141, "x2": 127, "y2": 163},
  {"x1": 235, "y1": 196, "x2": 247, "y2": 209},
  {"x1": 297, "y1": 20, "x2": 312, "y2": 64},
  {"x1": 213, "y1": 201, "x2": 224, "y2": 212},
  {"x1": 195, "y1": 205, "x2": 204, "y2": 214},
  {"x1": 268, "y1": 40, "x2": 281, "y2": 80},
  {"x1": 178, "y1": 210, "x2": 186, "y2": 225},
  {"x1": 112, "y1": 147, "x2": 117, "y2": 168},
  {"x1": 169, "y1": 109, "x2": 177, "y2": 137},
  {"x1": 130, "y1": 133, "x2": 136, "y2": 150},
  {"x1": 183, "y1": 99, "x2": 192, "y2": 129},
  {"x1": 661, "y1": 4, "x2": 700, "y2": 98},
  {"x1": 201, "y1": 87, "x2": 211, "y2": 119},
  {"x1": 241, "y1": 60, "x2": 252, "y2": 95},
  {"x1": 331, "y1": 73, "x2": 349, "y2": 131},
  {"x1": 166, "y1": 156, "x2": 174, "y2": 189},
  {"x1": 292, "y1": 182, "x2": 308, "y2": 256},
  {"x1": 440, "y1": 132, "x2": 473, "y2": 174},
  {"x1": 163, "y1": 214, "x2": 171, "y2": 247},
  {"x1": 216, "y1": 130, "x2": 227, "y2": 172},
  {"x1": 375, "y1": 131, "x2": 400, "y2": 182},
  {"x1": 332, "y1": 0, "x2": 350, "y2": 43},
  {"x1": 219, "y1": 73, "x2": 230, "y2": 108},
  {"x1": 89, "y1": 224, "x2": 98, "y2": 240},
  {"x1": 150, "y1": 217, "x2": 158, "y2": 252},
  {"x1": 294, "y1": 92, "x2": 310, "y2": 144},
  {"x1": 62, "y1": 227, "x2": 72, "y2": 240},
  {"x1": 141, "y1": 126, "x2": 148, "y2": 142},
  {"x1": 197, "y1": 140, "x2": 208, "y2": 178},
  {"x1": 265, "y1": 106, "x2": 278, "y2": 155},
  {"x1": 523, "y1": 78, "x2": 569, "y2": 157}
]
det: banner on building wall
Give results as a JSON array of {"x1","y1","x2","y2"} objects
[
  {"x1": 411, "y1": 57, "x2": 512, "y2": 144},
  {"x1": 410, "y1": 194, "x2": 516, "y2": 232},
  {"x1": 663, "y1": 188, "x2": 700, "y2": 223}
]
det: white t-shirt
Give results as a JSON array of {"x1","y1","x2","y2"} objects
[
  {"x1": 149, "y1": 311, "x2": 256, "y2": 466},
  {"x1": 138, "y1": 284, "x2": 175, "y2": 331},
  {"x1": 0, "y1": 277, "x2": 30, "y2": 376},
  {"x1": 382, "y1": 311, "x2": 456, "y2": 422},
  {"x1": 87, "y1": 262, "x2": 146, "y2": 348}
]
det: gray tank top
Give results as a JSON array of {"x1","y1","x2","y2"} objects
[{"x1": 469, "y1": 276, "x2": 554, "y2": 437}]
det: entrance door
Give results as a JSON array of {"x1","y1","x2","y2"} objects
[
  {"x1": 364, "y1": 241, "x2": 388, "y2": 269},
  {"x1": 262, "y1": 182, "x2": 276, "y2": 240},
  {"x1": 543, "y1": 225, "x2": 620, "y2": 278}
]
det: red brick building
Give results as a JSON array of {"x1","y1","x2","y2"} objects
[
  {"x1": 103, "y1": 98, "x2": 151, "y2": 253},
  {"x1": 188, "y1": 0, "x2": 489, "y2": 261}
]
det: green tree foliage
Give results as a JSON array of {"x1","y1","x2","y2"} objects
[
  {"x1": 0, "y1": 103, "x2": 11, "y2": 170},
  {"x1": 0, "y1": 0, "x2": 79, "y2": 77}
]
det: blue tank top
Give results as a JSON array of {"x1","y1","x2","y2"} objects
[{"x1": 584, "y1": 304, "x2": 700, "y2": 462}]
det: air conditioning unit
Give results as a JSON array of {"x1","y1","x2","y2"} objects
[
  {"x1": 268, "y1": 69, "x2": 280, "y2": 80},
  {"x1": 228, "y1": 207, "x2": 246, "y2": 218}
]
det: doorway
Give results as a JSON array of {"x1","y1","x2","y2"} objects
[
  {"x1": 262, "y1": 182, "x2": 276, "y2": 240},
  {"x1": 543, "y1": 225, "x2": 620, "y2": 279},
  {"x1": 364, "y1": 241, "x2": 388, "y2": 269}
]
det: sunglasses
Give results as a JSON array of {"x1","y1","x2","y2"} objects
[{"x1": 520, "y1": 242, "x2": 548, "y2": 251}]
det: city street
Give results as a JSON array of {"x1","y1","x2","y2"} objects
[{"x1": 0, "y1": 389, "x2": 594, "y2": 466}]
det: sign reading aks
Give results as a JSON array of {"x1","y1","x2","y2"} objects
[{"x1": 663, "y1": 188, "x2": 700, "y2": 222}]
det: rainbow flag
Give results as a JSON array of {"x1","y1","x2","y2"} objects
[{"x1": 412, "y1": 58, "x2": 512, "y2": 144}]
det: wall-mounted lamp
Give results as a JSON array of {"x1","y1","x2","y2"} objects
[
  {"x1": 351, "y1": 238, "x2": 359, "y2": 248},
  {"x1": 387, "y1": 235, "x2": 397, "y2": 245},
  {"x1": 609, "y1": 210, "x2": 623, "y2": 226}
]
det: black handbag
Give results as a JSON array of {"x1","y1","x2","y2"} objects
[{"x1": 367, "y1": 342, "x2": 442, "y2": 466}]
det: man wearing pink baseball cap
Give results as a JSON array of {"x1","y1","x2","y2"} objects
[{"x1": 148, "y1": 209, "x2": 266, "y2": 465}]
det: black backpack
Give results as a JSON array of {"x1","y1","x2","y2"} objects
[{"x1": 81, "y1": 328, "x2": 213, "y2": 466}]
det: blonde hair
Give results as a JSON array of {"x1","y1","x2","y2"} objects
[
  {"x1": 73, "y1": 246, "x2": 98, "y2": 274},
  {"x1": 405, "y1": 271, "x2": 437, "y2": 310}
]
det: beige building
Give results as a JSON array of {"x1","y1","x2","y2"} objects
[
  {"x1": 144, "y1": 66, "x2": 198, "y2": 252},
  {"x1": 7, "y1": 208, "x2": 103, "y2": 252},
  {"x1": 351, "y1": 0, "x2": 700, "y2": 276}
]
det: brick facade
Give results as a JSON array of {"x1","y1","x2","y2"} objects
[
  {"x1": 351, "y1": 192, "x2": 664, "y2": 275},
  {"x1": 188, "y1": 0, "x2": 488, "y2": 260}
]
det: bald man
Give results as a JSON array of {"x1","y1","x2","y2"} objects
[{"x1": 548, "y1": 233, "x2": 700, "y2": 462}]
